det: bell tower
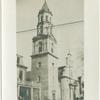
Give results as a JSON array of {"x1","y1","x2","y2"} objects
[
  {"x1": 37, "y1": 0, "x2": 53, "y2": 35},
  {"x1": 31, "y1": 1, "x2": 58, "y2": 100}
]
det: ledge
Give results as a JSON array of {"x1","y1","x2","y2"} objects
[{"x1": 31, "y1": 52, "x2": 58, "y2": 59}]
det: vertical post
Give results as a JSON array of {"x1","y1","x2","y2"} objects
[
  {"x1": 39, "y1": 87, "x2": 41, "y2": 100},
  {"x1": 78, "y1": 76, "x2": 82, "y2": 95},
  {"x1": 52, "y1": 63, "x2": 55, "y2": 90},
  {"x1": 73, "y1": 84, "x2": 76, "y2": 100},
  {"x1": 31, "y1": 88, "x2": 33, "y2": 100},
  {"x1": 17, "y1": 85, "x2": 20, "y2": 97}
]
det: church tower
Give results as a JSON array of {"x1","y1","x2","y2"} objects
[{"x1": 31, "y1": 1, "x2": 58, "y2": 100}]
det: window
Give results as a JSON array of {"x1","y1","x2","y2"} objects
[
  {"x1": 52, "y1": 63, "x2": 54, "y2": 66},
  {"x1": 36, "y1": 76, "x2": 40, "y2": 83},
  {"x1": 41, "y1": 16, "x2": 43, "y2": 22},
  {"x1": 51, "y1": 43, "x2": 54, "y2": 53},
  {"x1": 38, "y1": 62, "x2": 41, "y2": 67},
  {"x1": 19, "y1": 70, "x2": 23, "y2": 81},
  {"x1": 37, "y1": 62, "x2": 41, "y2": 68},
  {"x1": 39, "y1": 42, "x2": 42, "y2": 52},
  {"x1": 52, "y1": 93, "x2": 56, "y2": 100},
  {"x1": 19, "y1": 87, "x2": 31, "y2": 100},
  {"x1": 17, "y1": 57, "x2": 20, "y2": 64},
  {"x1": 51, "y1": 48, "x2": 53, "y2": 53},
  {"x1": 46, "y1": 15, "x2": 48, "y2": 21}
]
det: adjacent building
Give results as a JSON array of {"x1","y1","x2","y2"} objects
[{"x1": 17, "y1": 54, "x2": 41, "y2": 100}]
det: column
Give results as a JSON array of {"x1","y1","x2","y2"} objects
[
  {"x1": 31, "y1": 88, "x2": 33, "y2": 100},
  {"x1": 17, "y1": 85, "x2": 20, "y2": 99}
]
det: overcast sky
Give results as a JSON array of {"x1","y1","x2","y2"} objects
[{"x1": 17, "y1": 0, "x2": 84, "y2": 79}]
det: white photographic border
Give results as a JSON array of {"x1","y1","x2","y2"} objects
[{"x1": 1, "y1": 0, "x2": 99, "y2": 100}]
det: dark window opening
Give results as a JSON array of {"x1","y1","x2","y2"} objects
[
  {"x1": 19, "y1": 87, "x2": 31, "y2": 100},
  {"x1": 52, "y1": 93, "x2": 56, "y2": 100},
  {"x1": 38, "y1": 62, "x2": 41, "y2": 68},
  {"x1": 17, "y1": 57, "x2": 20, "y2": 64},
  {"x1": 39, "y1": 42, "x2": 42, "y2": 52},
  {"x1": 51, "y1": 43, "x2": 54, "y2": 53},
  {"x1": 41, "y1": 16, "x2": 43, "y2": 22},
  {"x1": 51, "y1": 48, "x2": 53, "y2": 53},
  {"x1": 52, "y1": 63, "x2": 54, "y2": 66},
  {"x1": 46, "y1": 15, "x2": 48, "y2": 21},
  {"x1": 37, "y1": 76, "x2": 40, "y2": 83},
  {"x1": 19, "y1": 71, "x2": 23, "y2": 80}
]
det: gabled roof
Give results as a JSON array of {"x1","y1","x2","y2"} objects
[{"x1": 39, "y1": 1, "x2": 52, "y2": 15}]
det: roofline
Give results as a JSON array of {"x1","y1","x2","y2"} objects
[
  {"x1": 31, "y1": 52, "x2": 58, "y2": 59},
  {"x1": 16, "y1": 54, "x2": 23, "y2": 58},
  {"x1": 17, "y1": 64, "x2": 27, "y2": 69},
  {"x1": 58, "y1": 66, "x2": 66, "y2": 69}
]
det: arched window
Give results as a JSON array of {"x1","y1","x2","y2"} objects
[
  {"x1": 39, "y1": 42, "x2": 42, "y2": 52},
  {"x1": 41, "y1": 16, "x2": 43, "y2": 22},
  {"x1": 46, "y1": 15, "x2": 48, "y2": 21}
]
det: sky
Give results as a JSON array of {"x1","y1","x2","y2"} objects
[{"x1": 17, "y1": 0, "x2": 84, "y2": 79}]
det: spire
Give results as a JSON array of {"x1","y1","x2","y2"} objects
[
  {"x1": 41, "y1": 0, "x2": 49, "y2": 11},
  {"x1": 39, "y1": 0, "x2": 52, "y2": 15}
]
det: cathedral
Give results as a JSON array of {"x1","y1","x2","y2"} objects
[{"x1": 17, "y1": 1, "x2": 84, "y2": 100}]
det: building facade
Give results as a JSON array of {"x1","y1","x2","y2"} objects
[
  {"x1": 17, "y1": 54, "x2": 41, "y2": 100},
  {"x1": 58, "y1": 67, "x2": 84, "y2": 100},
  {"x1": 58, "y1": 51, "x2": 84, "y2": 100}
]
